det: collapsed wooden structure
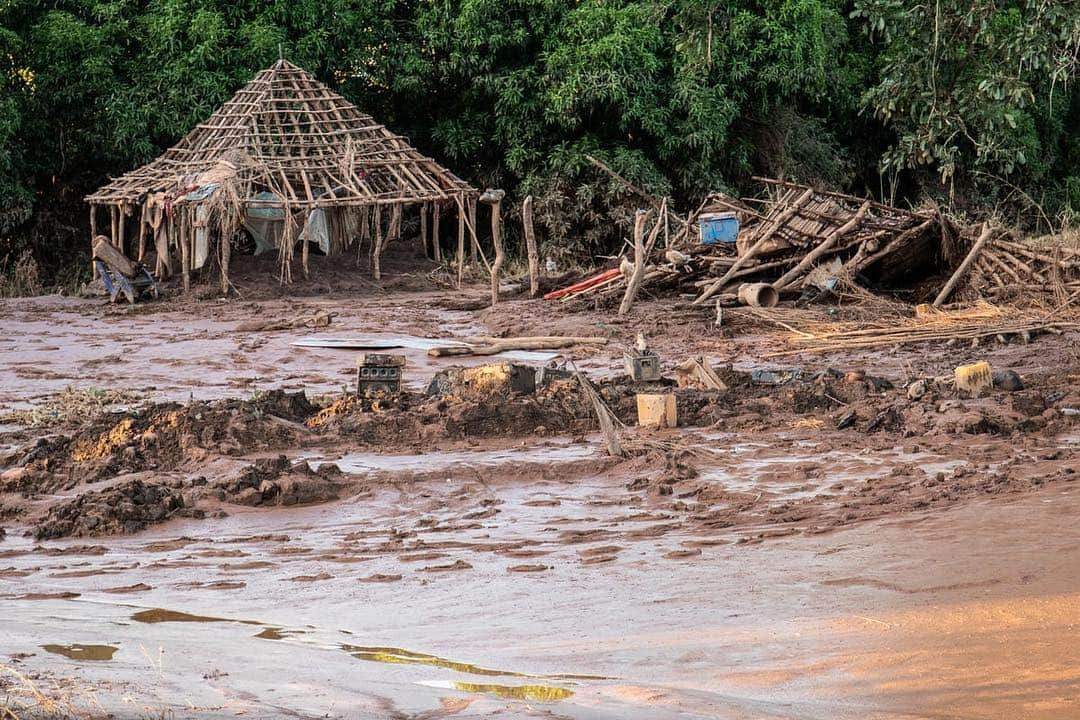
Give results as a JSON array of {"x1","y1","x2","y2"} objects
[
  {"x1": 85, "y1": 59, "x2": 480, "y2": 291},
  {"x1": 554, "y1": 177, "x2": 944, "y2": 307}
]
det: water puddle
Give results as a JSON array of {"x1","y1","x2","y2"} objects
[
  {"x1": 420, "y1": 679, "x2": 574, "y2": 702},
  {"x1": 131, "y1": 608, "x2": 261, "y2": 626},
  {"x1": 309, "y1": 441, "x2": 596, "y2": 475},
  {"x1": 342, "y1": 644, "x2": 609, "y2": 681},
  {"x1": 41, "y1": 643, "x2": 118, "y2": 661}
]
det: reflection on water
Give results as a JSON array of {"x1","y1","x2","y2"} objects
[
  {"x1": 41, "y1": 643, "x2": 118, "y2": 661},
  {"x1": 342, "y1": 644, "x2": 609, "y2": 681},
  {"x1": 453, "y1": 680, "x2": 573, "y2": 702}
]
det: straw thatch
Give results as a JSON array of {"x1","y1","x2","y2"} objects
[{"x1": 85, "y1": 59, "x2": 480, "y2": 289}]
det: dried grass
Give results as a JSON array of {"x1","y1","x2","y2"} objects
[
  {"x1": 1, "y1": 387, "x2": 140, "y2": 429},
  {"x1": 763, "y1": 300, "x2": 1080, "y2": 356},
  {"x1": 0, "y1": 251, "x2": 44, "y2": 298}
]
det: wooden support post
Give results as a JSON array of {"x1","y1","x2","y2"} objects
[
  {"x1": 420, "y1": 202, "x2": 429, "y2": 258},
  {"x1": 522, "y1": 195, "x2": 539, "y2": 297},
  {"x1": 180, "y1": 208, "x2": 191, "y2": 292},
  {"x1": 456, "y1": 194, "x2": 466, "y2": 288},
  {"x1": 301, "y1": 212, "x2": 310, "y2": 280},
  {"x1": 110, "y1": 205, "x2": 118, "y2": 249},
  {"x1": 934, "y1": 223, "x2": 993, "y2": 307},
  {"x1": 480, "y1": 189, "x2": 506, "y2": 306},
  {"x1": 619, "y1": 210, "x2": 650, "y2": 316},
  {"x1": 89, "y1": 205, "x2": 99, "y2": 279},
  {"x1": 432, "y1": 201, "x2": 442, "y2": 263},
  {"x1": 117, "y1": 203, "x2": 127, "y2": 256},
  {"x1": 373, "y1": 205, "x2": 383, "y2": 280},
  {"x1": 469, "y1": 198, "x2": 478, "y2": 264},
  {"x1": 221, "y1": 231, "x2": 231, "y2": 295},
  {"x1": 136, "y1": 202, "x2": 148, "y2": 262}
]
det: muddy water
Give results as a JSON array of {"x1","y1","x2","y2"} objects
[
  {"x1": 3, "y1": 438, "x2": 1079, "y2": 719},
  {"x1": 0, "y1": 295, "x2": 603, "y2": 409}
]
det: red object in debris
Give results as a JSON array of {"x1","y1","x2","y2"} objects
[{"x1": 543, "y1": 268, "x2": 621, "y2": 300}]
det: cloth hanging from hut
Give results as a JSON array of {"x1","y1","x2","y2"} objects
[
  {"x1": 302, "y1": 208, "x2": 330, "y2": 255},
  {"x1": 245, "y1": 192, "x2": 286, "y2": 255}
]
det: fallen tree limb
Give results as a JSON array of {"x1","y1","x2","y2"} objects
[
  {"x1": 933, "y1": 223, "x2": 993, "y2": 307},
  {"x1": 427, "y1": 335, "x2": 611, "y2": 357}
]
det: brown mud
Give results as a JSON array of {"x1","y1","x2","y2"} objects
[{"x1": 1, "y1": 271, "x2": 1079, "y2": 719}]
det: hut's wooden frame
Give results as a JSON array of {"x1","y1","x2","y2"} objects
[{"x1": 85, "y1": 59, "x2": 480, "y2": 290}]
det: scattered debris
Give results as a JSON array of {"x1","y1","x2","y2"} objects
[
  {"x1": 637, "y1": 393, "x2": 677, "y2": 429},
  {"x1": 427, "y1": 335, "x2": 609, "y2": 358},
  {"x1": 356, "y1": 353, "x2": 406, "y2": 397},
  {"x1": 955, "y1": 361, "x2": 993, "y2": 395}
]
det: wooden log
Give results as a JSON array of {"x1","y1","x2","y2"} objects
[
  {"x1": 523, "y1": 195, "x2": 539, "y2": 298},
  {"x1": 848, "y1": 217, "x2": 935, "y2": 275},
  {"x1": 427, "y1": 335, "x2": 610, "y2": 357},
  {"x1": 92, "y1": 235, "x2": 136, "y2": 278},
  {"x1": 694, "y1": 187, "x2": 815, "y2": 305},
  {"x1": 933, "y1": 224, "x2": 993, "y2": 306},
  {"x1": 774, "y1": 199, "x2": 871, "y2": 290}
]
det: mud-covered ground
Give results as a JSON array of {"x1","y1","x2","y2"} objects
[{"x1": 1, "y1": 257, "x2": 1078, "y2": 719}]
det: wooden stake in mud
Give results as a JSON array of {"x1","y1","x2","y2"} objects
[
  {"x1": 420, "y1": 202, "x2": 429, "y2": 258},
  {"x1": 934, "y1": 223, "x2": 993, "y2": 307},
  {"x1": 89, "y1": 205, "x2": 99, "y2": 279},
  {"x1": 432, "y1": 202, "x2": 441, "y2": 263},
  {"x1": 221, "y1": 232, "x2": 231, "y2": 295},
  {"x1": 136, "y1": 202, "x2": 148, "y2": 262},
  {"x1": 372, "y1": 205, "x2": 384, "y2": 280},
  {"x1": 522, "y1": 195, "x2": 539, "y2": 297},
  {"x1": 469, "y1": 198, "x2": 479, "y2": 265},
  {"x1": 619, "y1": 209, "x2": 650, "y2": 316},
  {"x1": 110, "y1": 205, "x2": 119, "y2": 249},
  {"x1": 117, "y1": 203, "x2": 127, "y2": 255},
  {"x1": 179, "y1": 207, "x2": 191, "y2": 292},
  {"x1": 301, "y1": 211, "x2": 310, "y2": 280},
  {"x1": 456, "y1": 194, "x2": 466, "y2": 287},
  {"x1": 480, "y1": 188, "x2": 506, "y2": 306}
]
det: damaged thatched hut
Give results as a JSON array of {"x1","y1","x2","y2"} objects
[{"x1": 85, "y1": 59, "x2": 479, "y2": 291}]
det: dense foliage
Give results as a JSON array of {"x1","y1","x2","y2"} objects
[{"x1": 1, "y1": 0, "x2": 1077, "y2": 281}]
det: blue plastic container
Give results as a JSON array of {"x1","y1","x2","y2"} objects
[{"x1": 699, "y1": 211, "x2": 739, "y2": 244}]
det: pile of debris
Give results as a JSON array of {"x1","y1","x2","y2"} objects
[
  {"x1": 946, "y1": 225, "x2": 1080, "y2": 303},
  {"x1": 547, "y1": 174, "x2": 1079, "y2": 313},
  {"x1": 549, "y1": 177, "x2": 945, "y2": 309}
]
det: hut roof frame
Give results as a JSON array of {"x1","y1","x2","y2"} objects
[{"x1": 86, "y1": 59, "x2": 477, "y2": 208}]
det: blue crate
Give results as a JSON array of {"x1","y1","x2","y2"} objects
[{"x1": 699, "y1": 211, "x2": 739, "y2": 244}]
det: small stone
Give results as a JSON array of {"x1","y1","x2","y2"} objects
[
  {"x1": 907, "y1": 379, "x2": 929, "y2": 400},
  {"x1": 992, "y1": 370, "x2": 1024, "y2": 392}
]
